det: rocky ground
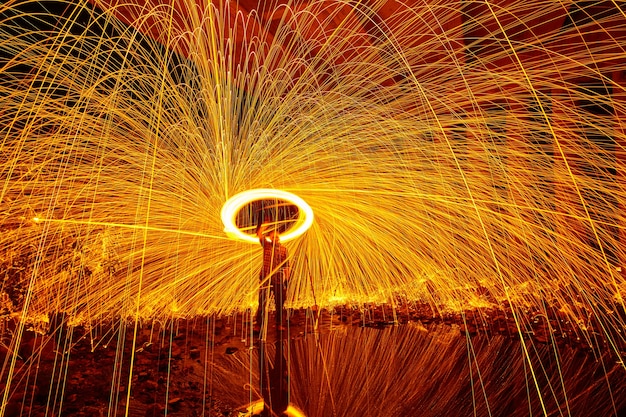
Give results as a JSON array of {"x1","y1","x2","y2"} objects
[{"x1": 1, "y1": 302, "x2": 625, "y2": 416}]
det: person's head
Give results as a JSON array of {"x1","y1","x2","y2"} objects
[{"x1": 268, "y1": 230, "x2": 280, "y2": 243}]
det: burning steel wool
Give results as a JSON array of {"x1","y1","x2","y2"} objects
[{"x1": 1, "y1": 0, "x2": 625, "y2": 416}]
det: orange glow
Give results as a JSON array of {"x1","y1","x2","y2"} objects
[{"x1": 0, "y1": 0, "x2": 625, "y2": 414}]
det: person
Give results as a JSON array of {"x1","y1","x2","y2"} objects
[{"x1": 255, "y1": 223, "x2": 290, "y2": 333}]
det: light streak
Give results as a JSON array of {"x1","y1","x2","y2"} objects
[
  {"x1": 221, "y1": 188, "x2": 314, "y2": 243},
  {"x1": 0, "y1": 0, "x2": 625, "y2": 416},
  {"x1": 31, "y1": 217, "x2": 227, "y2": 239}
]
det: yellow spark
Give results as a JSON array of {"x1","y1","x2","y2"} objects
[{"x1": 0, "y1": 0, "x2": 623, "y2": 358}]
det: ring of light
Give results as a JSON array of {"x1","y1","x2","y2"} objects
[{"x1": 221, "y1": 188, "x2": 314, "y2": 243}]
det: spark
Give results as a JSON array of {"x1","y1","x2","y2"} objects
[{"x1": 0, "y1": 0, "x2": 625, "y2": 415}]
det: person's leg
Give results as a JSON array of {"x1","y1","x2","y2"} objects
[
  {"x1": 281, "y1": 279, "x2": 288, "y2": 330},
  {"x1": 256, "y1": 281, "x2": 268, "y2": 331},
  {"x1": 273, "y1": 274, "x2": 287, "y2": 329}
]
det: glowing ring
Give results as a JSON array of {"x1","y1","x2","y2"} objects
[{"x1": 221, "y1": 188, "x2": 314, "y2": 243}]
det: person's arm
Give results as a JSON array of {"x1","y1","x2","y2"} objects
[
  {"x1": 283, "y1": 265, "x2": 290, "y2": 281},
  {"x1": 256, "y1": 222, "x2": 269, "y2": 243}
]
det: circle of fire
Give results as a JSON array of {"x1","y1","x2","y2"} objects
[{"x1": 221, "y1": 189, "x2": 314, "y2": 243}]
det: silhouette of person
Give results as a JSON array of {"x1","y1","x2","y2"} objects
[{"x1": 255, "y1": 223, "x2": 290, "y2": 332}]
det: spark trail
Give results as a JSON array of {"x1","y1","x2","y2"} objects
[
  {"x1": 1, "y1": 0, "x2": 625, "y2": 333},
  {"x1": 0, "y1": 0, "x2": 625, "y2": 414}
]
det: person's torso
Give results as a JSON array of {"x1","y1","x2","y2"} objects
[{"x1": 261, "y1": 240, "x2": 288, "y2": 276}]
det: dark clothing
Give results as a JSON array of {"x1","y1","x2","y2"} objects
[
  {"x1": 256, "y1": 237, "x2": 289, "y2": 330},
  {"x1": 260, "y1": 237, "x2": 289, "y2": 279},
  {"x1": 256, "y1": 278, "x2": 287, "y2": 330}
]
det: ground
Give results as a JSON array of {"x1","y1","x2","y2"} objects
[{"x1": 1, "y1": 303, "x2": 625, "y2": 416}]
